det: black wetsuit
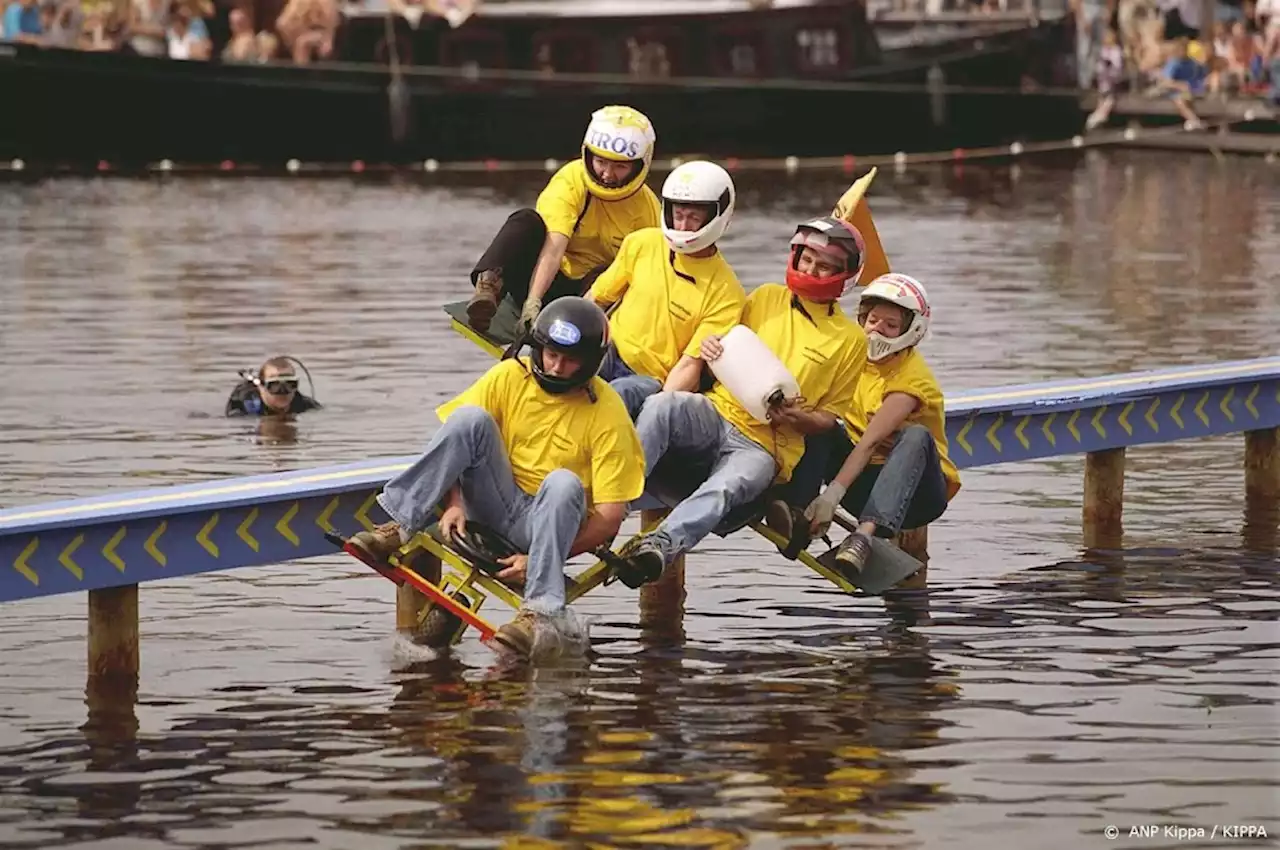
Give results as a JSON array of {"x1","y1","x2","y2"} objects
[{"x1": 225, "y1": 381, "x2": 321, "y2": 417}]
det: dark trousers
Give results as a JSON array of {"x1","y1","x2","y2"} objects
[
  {"x1": 780, "y1": 424, "x2": 950, "y2": 538},
  {"x1": 471, "y1": 208, "x2": 607, "y2": 308}
]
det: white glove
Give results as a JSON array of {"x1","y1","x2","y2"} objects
[
  {"x1": 803, "y1": 481, "x2": 847, "y2": 536},
  {"x1": 518, "y1": 296, "x2": 542, "y2": 334}
]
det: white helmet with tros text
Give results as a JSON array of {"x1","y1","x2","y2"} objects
[
  {"x1": 857, "y1": 273, "x2": 931, "y2": 362},
  {"x1": 660, "y1": 160, "x2": 736, "y2": 254},
  {"x1": 581, "y1": 105, "x2": 657, "y2": 202}
]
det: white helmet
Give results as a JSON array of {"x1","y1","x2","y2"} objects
[
  {"x1": 660, "y1": 160, "x2": 735, "y2": 255},
  {"x1": 858, "y1": 273, "x2": 931, "y2": 362}
]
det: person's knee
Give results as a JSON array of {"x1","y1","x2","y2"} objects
[
  {"x1": 637, "y1": 388, "x2": 683, "y2": 423},
  {"x1": 507, "y1": 207, "x2": 546, "y2": 235},
  {"x1": 898, "y1": 423, "x2": 935, "y2": 451},
  {"x1": 538, "y1": 468, "x2": 586, "y2": 512},
  {"x1": 440, "y1": 405, "x2": 497, "y2": 438}
]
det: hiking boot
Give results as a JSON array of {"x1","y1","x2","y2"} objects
[
  {"x1": 834, "y1": 531, "x2": 873, "y2": 575},
  {"x1": 491, "y1": 609, "x2": 538, "y2": 658},
  {"x1": 614, "y1": 535, "x2": 666, "y2": 589},
  {"x1": 763, "y1": 498, "x2": 810, "y2": 560},
  {"x1": 467, "y1": 269, "x2": 503, "y2": 332},
  {"x1": 347, "y1": 521, "x2": 405, "y2": 563}
]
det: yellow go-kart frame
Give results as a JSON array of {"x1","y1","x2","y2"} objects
[{"x1": 333, "y1": 169, "x2": 919, "y2": 648}]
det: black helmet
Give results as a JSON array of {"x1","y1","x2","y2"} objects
[{"x1": 528, "y1": 296, "x2": 609, "y2": 395}]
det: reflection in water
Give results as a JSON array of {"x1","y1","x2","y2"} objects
[{"x1": 0, "y1": 151, "x2": 1277, "y2": 847}]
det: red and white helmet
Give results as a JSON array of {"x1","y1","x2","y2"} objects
[
  {"x1": 857, "y1": 273, "x2": 931, "y2": 362},
  {"x1": 784, "y1": 216, "x2": 866, "y2": 302}
]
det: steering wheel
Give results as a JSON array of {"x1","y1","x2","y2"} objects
[{"x1": 446, "y1": 521, "x2": 522, "y2": 574}]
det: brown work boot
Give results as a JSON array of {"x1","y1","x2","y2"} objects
[
  {"x1": 491, "y1": 609, "x2": 538, "y2": 658},
  {"x1": 467, "y1": 269, "x2": 503, "y2": 332},
  {"x1": 347, "y1": 521, "x2": 405, "y2": 563},
  {"x1": 764, "y1": 498, "x2": 809, "y2": 560}
]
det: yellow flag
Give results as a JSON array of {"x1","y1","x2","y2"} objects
[{"x1": 830, "y1": 166, "x2": 890, "y2": 285}]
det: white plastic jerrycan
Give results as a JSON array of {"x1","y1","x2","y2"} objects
[{"x1": 708, "y1": 325, "x2": 801, "y2": 424}]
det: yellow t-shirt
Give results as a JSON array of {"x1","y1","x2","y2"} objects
[
  {"x1": 841, "y1": 347, "x2": 962, "y2": 501},
  {"x1": 706, "y1": 283, "x2": 868, "y2": 482},
  {"x1": 587, "y1": 228, "x2": 746, "y2": 383},
  {"x1": 535, "y1": 161, "x2": 661, "y2": 281},
  {"x1": 435, "y1": 358, "x2": 646, "y2": 508}
]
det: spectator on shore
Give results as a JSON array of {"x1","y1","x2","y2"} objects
[
  {"x1": 275, "y1": 0, "x2": 338, "y2": 64},
  {"x1": 2, "y1": 0, "x2": 43, "y2": 42},
  {"x1": 1073, "y1": 0, "x2": 1113, "y2": 88},
  {"x1": 219, "y1": 6, "x2": 271, "y2": 60},
  {"x1": 42, "y1": 0, "x2": 82, "y2": 46},
  {"x1": 1153, "y1": 35, "x2": 1208, "y2": 125},
  {"x1": 127, "y1": 0, "x2": 169, "y2": 55},
  {"x1": 167, "y1": 0, "x2": 211, "y2": 58},
  {"x1": 1085, "y1": 28, "x2": 1128, "y2": 127}
]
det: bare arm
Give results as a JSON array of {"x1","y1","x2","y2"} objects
[
  {"x1": 569, "y1": 502, "x2": 625, "y2": 556},
  {"x1": 527, "y1": 231, "x2": 570, "y2": 304},
  {"x1": 829, "y1": 392, "x2": 920, "y2": 490},
  {"x1": 662, "y1": 355, "x2": 703, "y2": 394}
]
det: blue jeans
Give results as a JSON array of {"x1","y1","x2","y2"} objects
[
  {"x1": 375, "y1": 406, "x2": 587, "y2": 615},
  {"x1": 634, "y1": 391, "x2": 777, "y2": 564},
  {"x1": 1076, "y1": 4, "x2": 1108, "y2": 89},
  {"x1": 598, "y1": 343, "x2": 662, "y2": 421},
  {"x1": 783, "y1": 424, "x2": 949, "y2": 538}
]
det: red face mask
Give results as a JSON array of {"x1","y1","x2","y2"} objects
[{"x1": 783, "y1": 220, "x2": 866, "y2": 302}]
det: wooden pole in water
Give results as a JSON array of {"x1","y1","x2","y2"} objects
[
  {"x1": 638, "y1": 509, "x2": 686, "y2": 626},
  {"x1": 87, "y1": 585, "x2": 139, "y2": 680},
  {"x1": 1244, "y1": 427, "x2": 1280, "y2": 506},
  {"x1": 1083, "y1": 448, "x2": 1125, "y2": 549},
  {"x1": 895, "y1": 526, "x2": 929, "y2": 589}
]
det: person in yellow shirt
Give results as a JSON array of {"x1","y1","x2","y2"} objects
[
  {"x1": 465, "y1": 105, "x2": 662, "y2": 335},
  {"x1": 343, "y1": 297, "x2": 645, "y2": 660},
  {"x1": 587, "y1": 159, "x2": 746, "y2": 418},
  {"x1": 612, "y1": 217, "x2": 870, "y2": 586},
  {"x1": 776, "y1": 274, "x2": 962, "y2": 577}
]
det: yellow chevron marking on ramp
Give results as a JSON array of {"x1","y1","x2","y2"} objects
[
  {"x1": 276, "y1": 503, "x2": 300, "y2": 546},
  {"x1": 1144, "y1": 398, "x2": 1160, "y2": 433},
  {"x1": 354, "y1": 493, "x2": 379, "y2": 531},
  {"x1": 316, "y1": 497, "x2": 339, "y2": 533},
  {"x1": 1067, "y1": 410, "x2": 1082, "y2": 442},
  {"x1": 58, "y1": 534, "x2": 84, "y2": 580},
  {"x1": 985, "y1": 414, "x2": 1004, "y2": 453},
  {"x1": 13, "y1": 538, "x2": 38, "y2": 586},
  {"x1": 1218, "y1": 386, "x2": 1234, "y2": 423},
  {"x1": 1091, "y1": 406, "x2": 1108, "y2": 439},
  {"x1": 237, "y1": 508, "x2": 260, "y2": 552},
  {"x1": 1118, "y1": 402, "x2": 1134, "y2": 436},
  {"x1": 1042, "y1": 413, "x2": 1057, "y2": 447},
  {"x1": 145, "y1": 521, "x2": 167, "y2": 567},
  {"x1": 1244, "y1": 384, "x2": 1259, "y2": 419},
  {"x1": 1194, "y1": 392, "x2": 1210, "y2": 427},
  {"x1": 197, "y1": 514, "x2": 219, "y2": 558},
  {"x1": 1170, "y1": 394, "x2": 1185, "y2": 429},
  {"x1": 103, "y1": 528, "x2": 127, "y2": 572},
  {"x1": 1013, "y1": 416, "x2": 1030, "y2": 450}
]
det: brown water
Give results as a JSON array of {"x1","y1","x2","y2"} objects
[{"x1": 0, "y1": 151, "x2": 1277, "y2": 849}]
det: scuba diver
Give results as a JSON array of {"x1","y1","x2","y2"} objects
[{"x1": 225, "y1": 356, "x2": 321, "y2": 417}]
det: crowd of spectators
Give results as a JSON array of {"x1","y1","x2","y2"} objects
[
  {"x1": 0, "y1": 0, "x2": 341, "y2": 64},
  {"x1": 1077, "y1": 0, "x2": 1280, "y2": 128}
]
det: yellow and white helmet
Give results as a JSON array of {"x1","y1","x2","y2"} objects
[
  {"x1": 857, "y1": 273, "x2": 932, "y2": 362},
  {"x1": 581, "y1": 104, "x2": 656, "y2": 202}
]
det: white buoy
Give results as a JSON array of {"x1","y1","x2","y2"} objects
[
  {"x1": 1123, "y1": 127, "x2": 1137, "y2": 140},
  {"x1": 424, "y1": 159, "x2": 439, "y2": 173},
  {"x1": 10, "y1": 158, "x2": 23, "y2": 172},
  {"x1": 1009, "y1": 141, "x2": 1023, "y2": 156},
  {"x1": 543, "y1": 158, "x2": 557, "y2": 172},
  {"x1": 286, "y1": 158, "x2": 301, "y2": 173},
  {"x1": 1071, "y1": 135, "x2": 1084, "y2": 148},
  {"x1": 893, "y1": 151, "x2": 907, "y2": 165},
  {"x1": 158, "y1": 159, "x2": 173, "y2": 172},
  {"x1": 669, "y1": 157, "x2": 683, "y2": 170},
  {"x1": 784, "y1": 156, "x2": 799, "y2": 173},
  {"x1": 1243, "y1": 109, "x2": 1255, "y2": 122}
]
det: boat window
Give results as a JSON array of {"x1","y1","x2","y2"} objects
[
  {"x1": 795, "y1": 27, "x2": 840, "y2": 71},
  {"x1": 711, "y1": 27, "x2": 765, "y2": 76},
  {"x1": 439, "y1": 31, "x2": 507, "y2": 71},
  {"x1": 532, "y1": 33, "x2": 596, "y2": 74}
]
